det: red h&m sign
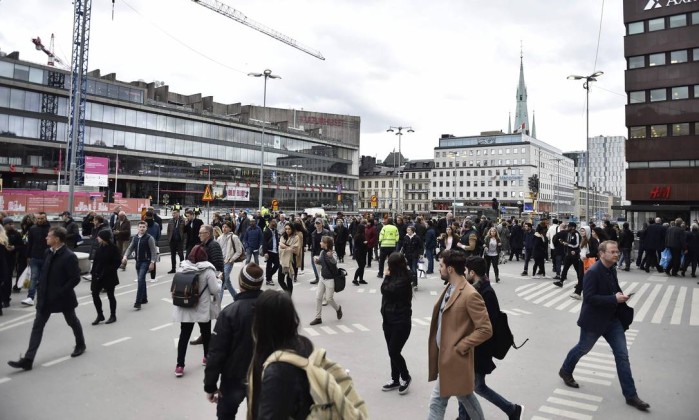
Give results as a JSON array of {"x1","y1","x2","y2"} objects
[{"x1": 649, "y1": 186, "x2": 671, "y2": 199}]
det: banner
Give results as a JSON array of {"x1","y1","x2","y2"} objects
[
  {"x1": 0, "y1": 190, "x2": 149, "y2": 214},
  {"x1": 83, "y1": 156, "x2": 109, "y2": 187},
  {"x1": 223, "y1": 186, "x2": 250, "y2": 201}
]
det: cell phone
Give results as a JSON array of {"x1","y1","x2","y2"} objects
[{"x1": 626, "y1": 292, "x2": 635, "y2": 298}]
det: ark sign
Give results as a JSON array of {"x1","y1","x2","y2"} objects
[{"x1": 644, "y1": 0, "x2": 697, "y2": 11}]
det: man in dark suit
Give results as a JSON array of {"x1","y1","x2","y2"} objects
[
  {"x1": 8, "y1": 227, "x2": 86, "y2": 371},
  {"x1": 643, "y1": 217, "x2": 665, "y2": 273},
  {"x1": 184, "y1": 209, "x2": 203, "y2": 258},
  {"x1": 167, "y1": 209, "x2": 186, "y2": 273},
  {"x1": 558, "y1": 240, "x2": 650, "y2": 412}
]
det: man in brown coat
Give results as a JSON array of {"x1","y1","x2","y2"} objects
[
  {"x1": 427, "y1": 249, "x2": 492, "y2": 420},
  {"x1": 113, "y1": 211, "x2": 131, "y2": 258}
]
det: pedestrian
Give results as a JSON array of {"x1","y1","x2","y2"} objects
[
  {"x1": 554, "y1": 222, "x2": 583, "y2": 288},
  {"x1": 145, "y1": 211, "x2": 161, "y2": 281},
  {"x1": 424, "y1": 220, "x2": 437, "y2": 274},
  {"x1": 21, "y1": 212, "x2": 50, "y2": 306},
  {"x1": 483, "y1": 227, "x2": 502, "y2": 283},
  {"x1": 457, "y1": 256, "x2": 524, "y2": 420},
  {"x1": 261, "y1": 219, "x2": 280, "y2": 287},
  {"x1": 509, "y1": 220, "x2": 524, "y2": 261},
  {"x1": 61, "y1": 211, "x2": 81, "y2": 249},
  {"x1": 81, "y1": 211, "x2": 95, "y2": 237},
  {"x1": 681, "y1": 224, "x2": 699, "y2": 278},
  {"x1": 498, "y1": 221, "x2": 510, "y2": 259},
  {"x1": 334, "y1": 218, "x2": 349, "y2": 263},
  {"x1": 377, "y1": 218, "x2": 399, "y2": 278},
  {"x1": 532, "y1": 224, "x2": 548, "y2": 278},
  {"x1": 664, "y1": 218, "x2": 686, "y2": 277},
  {"x1": 121, "y1": 221, "x2": 157, "y2": 310},
  {"x1": 113, "y1": 211, "x2": 131, "y2": 259},
  {"x1": 204, "y1": 263, "x2": 264, "y2": 418},
  {"x1": 8, "y1": 227, "x2": 86, "y2": 371},
  {"x1": 2, "y1": 219, "x2": 22, "y2": 305},
  {"x1": 643, "y1": 218, "x2": 664, "y2": 273},
  {"x1": 520, "y1": 223, "x2": 534, "y2": 276},
  {"x1": 90, "y1": 229, "x2": 121, "y2": 325},
  {"x1": 402, "y1": 225, "x2": 424, "y2": 288},
  {"x1": 309, "y1": 218, "x2": 330, "y2": 284},
  {"x1": 353, "y1": 221, "x2": 368, "y2": 285},
  {"x1": 247, "y1": 290, "x2": 315, "y2": 419},
  {"x1": 380, "y1": 252, "x2": 413, "y2": 395},
  {"x1": 603, "y1": 220, "x2": 618, "y2": 243},
  {"x1": 198, "y1": 224, "x2": 224, "y2": 273},
  {"x1": 0, "y1": 224, "x2": 9, "y2": 314},
  {"x1": 293, "y1": 220, "x2": 307, "y2": 277},
  {"x1": 279, "y1": 222, "x2": 301, "y2": 294},
  {"x1": 364, "y1": 219, "x2": 378, "y2": 268},
  {"x1": 184, "y1": 209, "x2": 203, "y2": 258},
  {"x1": 218, "y1": 221, "x2": 243, "y2": 300},
  {"x1": 438, "y1": 226, "x2": 459, "y2": 255},
  {"x1": 11, "y1": 216, "x2": 29, "y2": 292},
  {"x1": 559, "y1": 241, "x2": 650, "y2": 412},
  {"x1": 570, "y1": 227, "x2": 597, "y2": 299},
  {"x1": 636, "y1": 222, "x2": 648, "y2": 270},
  {"x1": 242, "y1": 218, "x2": 263, "y2": 265},
  {"x1": 427, "y1": 249, "x2": 493, "y2": 420},
  {"x1": 309, "y1": 236, "x2": 342, "y2": 326},
  {"x1": 168, "y1": 209, "x2": 186, "y2": 273},
  {"x1": 546, "y1": 219, "x2": 560, "y2": 266},
  {"x1": 457, "y1": 220, "x2": 481, "y2": 257},
  {"x1": 109, "y1": 206, "x2": 121, "y2": 229},
  {"x1": 618, "y1": 222, "x2": 634, "y2": 271},
  {"x1": 85, "y1": 215, "x2": 112, "y2": 281},
  {"x1": 173, "y1": 244, "x2": 220, "y2": 378}
]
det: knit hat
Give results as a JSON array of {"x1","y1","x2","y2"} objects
[
  {"x1": 187, "y1": 245, "x2": 208, "y2": 264},
  {"x1": 239, "y1": 263, "x2": 264, "y2": 291},
  {"x1": 97, "y1": 230, "x2": 112, "y2": 243}
]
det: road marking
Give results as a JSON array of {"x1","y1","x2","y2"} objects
[
  {"x1": 574, "y1": 376, "x2": 612, "y2": 386},
  {"x1": 518, "y1": 282, "x2": 550, "y2": 297},
  {"x1": 352, "y1": 323, "x2": 369, "y2": 332},
  {"x1": 553, "y1": 388, "x2": 603, "y2": 402},
  {"x1": 556, "y1": 298, "x2": 577, "y2": 311},
  {"x1": 430, "y1": 291, "x2": 437, "y2": 296},
  {"x1": 627, "y1": 283, "x2": 651, "y2": 311},
  {"x1": 586, "y1": 351, "x2": 613, "y2": 359},
  {"x1": 618, "y1": 281, "x2": 628, "y2": 288},
  {"x1": 573, "y1": 368, "x2": 616, "y2": 379},
  {"x1": 173, "y1": 338, "x2": 178, "y2": 348},
  {"x1": 369, "y1": 289, "x2": 377, "y2": 294},
  {"x1": 412, "y1": 318, "x2": 430, "y2": 326},
  {"x1": 103, "y1": 337, "x2": 132, "y2": 347},
  {"x1": 581, "y1": 356, "x2": 616, "y2": 366},
  {"x1": 161, "y1": 298, "x2": 173, "y2": 304},
  {"x1": 512, "y1": 309, "x2": 532, "y2": 315},
  {"x1": 0, "y1": 319, "x2": 34, "y2": 332},
  {"x1": 524, "y1": 284, "x2": 558, "y2": 301},
  {"x1": 423, "y1": 317, "x2": 432, "y2": 321},
  {"x1": 42, "y1": 356, "x2": 72, "y2": 367},
  {"x1": 515, "y1": 282, "x2": 537, "y2": 293},
  {"x1": 569, "y1": 302, "x2": 582, "y2": 313},
  {"x1": 691, "y1": 288, "x2": 699, "y2": 326},
  {"x1": 150, "y1": 323, "x2": 173, "y2": 331},
  {"x1": 357, "y1": 289, "x2": 365, "y2": 293},
  {"x1": 337, "y1": 325, "x2": 354, "y2": 333},
  {"x1": 546, "y1": 396, "x2": 598, "y2": 411},
  {"x1": 671, "y1": 286, "x2": 687, "y2": 325},
  {"x1": 320, "y1": 326, "x2": 337, "y2": 335},
  {"x1": 303, "y1": 327, "x2": 320, "y2": 337},
  {"x1": 651, "y1": 285, "x2": 675, "y2": 324},
  {"x1": 545, "y1": 288, "x2": 577, "y2": 308},
  {"x1": 0, "y1": 377, "x2": 10, "y2": 385},
  {"x1": 502, "y1": 310, "x2": 520, "y2": 316},
  {"x1": 533, "y1": 288, "x2": 566, "y2": 304},
  {"x1": 115, "y1": 289, "x2": 137, "y2": 297},
  {"x1": 0, "y1": 312, "x2": 36, "y2": 328},
  {"x1": 531, "y1": 416, "x2": 553, "y2": 420},
  {"x1": 538, "y1": 405, "x2": 592, "y2": 420},
  {"x1": 623, "y1": 281, "x2": 640, "y2": 294},
  {"x1": 576, "y1": 362, "x2": 616, "y2": 372}
]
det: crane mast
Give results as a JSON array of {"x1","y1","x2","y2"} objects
[{"x1": 192, "y1": 0, "x2": 325, "y2": 61}]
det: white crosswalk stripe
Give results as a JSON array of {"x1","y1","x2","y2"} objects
[
  {"x1": 671, "y1": 286, "x2": 687, "y2": 325},
  {"x1": 691, "y1": 288, "x2": 699, "y2": 326}
]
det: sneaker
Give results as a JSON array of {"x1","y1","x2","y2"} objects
[
  {"x1": 570, "y1": 293, "x2": 581, "y2": 300},
  {"x1": 382, "y1": 380, "x2": 400, "y2": 391},
  {"x1": 175, "y1": 366, "x2": 184, "y2": 377},
  {"x1": 358, "y1": 280, "x2": 368, "y2": 285},
  {"x1": 509, "y1": 404, "x2": 524, "y2": 420},
  {"x1": 553, "y1": 281, "x2": 563, "y2": 288},
  {"x1": 336, "y1": 306, "x2": 343, "y2": 320},
  {"x1": 352, "y1": 280, "x2": 359, "y2": 286},
  {"x1": 310, "y1": 279, "x2": 319, "y2": 285},
  {"x1": 413, "y1": 285, "x2": 418, "y2": 291},
  {"x1": 21, "y1": 297, "x2": 34, "y2": 306},
  {"x1": 520, "y1": 271, "x2": 527, "y2": 276},
  {"x1": 202, "y1": 357, "x2": 207, "y2": 366},
  {"x1": 309, "y1": 318, "x2": 322, "y2": 326},
  {"x1": 266, "y1": 281, "x2": 275, "y2": 286},
  {"x1": 377, "y1": 273, "x2": 383, "y2": 278},
  {"x1": 149, "y1": 279, "x2": 157, "y2": 283},
  {"x1": 398, "y1": 377, "x2": 412, "y2": 395},
  {"x1": 133, "y1": 303, "x2": 141, "y2": 310},
  {"x1": 553, "y1": 275, "x2": 561, "y2": 280},
  {"x1": 299, "y1": 270, "x2": 305, "y2": 275},
  {"x1": 12, "y1": 286, "x2": 22, "y2": 293},
  {"x1": 532, "y1": 275, "x2": 541, "y2": 279},
  {"x1": 322, "y1": 300, "x2": 328, "y2": 306}
]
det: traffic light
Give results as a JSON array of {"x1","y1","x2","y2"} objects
[{"x1": 528, "y1": 174, "x2": 539, "y2": 194}]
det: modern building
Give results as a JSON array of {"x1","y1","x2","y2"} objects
[
  {"x1": 402, "y1": 159, "x2": 434, "y2": 214},
  {"x1": 0, "y1": 52, "x2": 360, "y2": 213},
  {"x1": 573, "y1": 187, "x2": 614, "y2": 222},
  {"x1": 564, "y1": 135, "x2": 627, "y2": 203},
  {"x1": 622, "y1": 0, "x2": 699, "y2": 225}
]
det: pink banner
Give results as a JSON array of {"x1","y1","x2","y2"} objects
[
  {"x1": 85, "y1": 156, "x2": 109, "y2": 175},
  {"x1": 0, "y1": 190, "x2": 149, "y2": 215}
]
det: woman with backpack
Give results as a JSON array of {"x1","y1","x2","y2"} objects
[
  {"x1": 173, "y1": 245, "x2": 220, "y2": 377},
  {"x1": 309, "y1": 236, "x2": 342, "y2": 326},
  {"x1": 217, "y1": 221, "x2": 243, "y2": 300},
  {"x1": 380, "y1": 252, "x2": 414, "y2": 395},
  {"x1": 279, "y1": 223, "x2": 301, "y2": 295},
  {"x1": 90, "y1": 230, "x2": 121, "y2": 325}
]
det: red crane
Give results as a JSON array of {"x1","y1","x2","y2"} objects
[{"x1": 31, "y1": 34, "x2": 68, "y2": 69}]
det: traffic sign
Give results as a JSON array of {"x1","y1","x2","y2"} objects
[
  {"x1": 202, "y1": 185, "x2": 214, "y2": 202},
  {"x1": 272, "y1": 199, "x2": 279, "y2": 211},
  {"x1": 370, "y1": 195, "x2": 378, "y2": 208}
]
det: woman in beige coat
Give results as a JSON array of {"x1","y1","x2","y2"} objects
[{"x1": 279, "y1": 223, "x2": 301, "y2": 295}]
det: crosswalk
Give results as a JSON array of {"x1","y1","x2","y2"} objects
[
  {"x1": 303, "y1": 323, "x2": 370, "y2": 337},
  {"x1": 516, "y1": 281, "x2": 699, "y2": 327}
]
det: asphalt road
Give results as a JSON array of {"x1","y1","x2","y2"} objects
[{"x1": 1, "y1": 251, "x2": 698, "y2": 419}]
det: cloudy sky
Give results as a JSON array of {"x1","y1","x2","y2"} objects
[{"x1": 0, "y1": 0, "x2": 627, "y2": 161}]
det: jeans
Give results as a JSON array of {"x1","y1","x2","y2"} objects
[
  {"x1": 552, "y1": 253, "x2": 562, "y2": 276},
  {"x1": 27, "y1": 257, "x2": 44, "y2": 300},
  {"x1": 222, "y1": 262, "x2": 237, "y2": 300},
  {"x1": 427, "y1": 378, "x2": 484, "y2": 420},
  {"x1": 311, "y1": 253, "x2": 320, "y2": 281},
  {"x1": 425, "y1": 248, "x2": 435, "y2": 273},
  {"x1": 177, "y1": 321, "x2": 211, "y2": 367},
  {"x1": 636, "y1": 247, "x2": 645, "y2": 268},
  {"x1": 561, "y1": 319, "x2": 638, "y2": 399},
  {"x1": 217, "y1": 382, "x2": 246, "y2": 420},
  {"x1": 245, "y1": 249, "x2": 259, "y2": 265},
  {"x1": 135, "y1": 260, "x2": 149, "y2": 304},
  {"x1": 383, "y1": 322, "x2": 411, "y2": 382},
  {"x1": 314, "y1": 278, "x2": 339, "y2": 320},
  {"x1": 25, "y1": 309, "x2": 85, "y2": 360},
  {"x1": 458, "y1": 373, "x2": 516, "y2": 419},
  {"x1": 620, "y1": 248, "x2": 631, "y2": 270},
  {"x1": 523, "y1": 248, "x2": 532, "y2": 272}
]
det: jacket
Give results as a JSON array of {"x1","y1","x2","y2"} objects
[
  {"x1": 318, "y1": 250, "x2": 338, "y2": 279},
  {"x1": 509, "y1": 224, "x2": 524, "y2": 249},
  {"x1": 90, "y1": 223, "x2": 113, "y2": 260},
  {"x1": 458, "y1": 228, "x2": 479, "y2": 256},
  {"x1": 218, "y1": 232, "x2": 243, "y2": 265},
  {"x1": 167, "y1": 216, "x2": 186, "y2": 242},
  {"x1": 26, "y1": 222, "x2": 50, "y2": 259},
  {"x1": 364, "y1": 225, "x2": 378, "y2": 249},
  {"x1": 262, "y1": 227, "x2": 280, "y2": 256},
  {"x1": 243, "y1": 226, "x2": 263, "y2": 251},
  {"x1": 202, "y1": 238, "x2": 224, "y2": 272},
  {"x1": 113, "y1": 218, "x2": 131, "y2": 242},
  {"x1": 64, "y1": 217, "x2": 81, "y2": 248},
  {"x1": 428, "y1": 277, "x2": 492, "y2": 397},
  {"x1": 256, "y1": 360, "x2": 313, "y2": 420},
  {"x1": 380, "y1": 274, "x2": 413, "y2": 324},
  {"x1": 204, "y1": 289, "x2": 263, "y2": 393},
  {"x1": 172, "y1": 260, "x2": 220, "y2": 323},
  {"x1": 533, "y1": 233, "x2": 548, "y2": 259},
  {"x1": 523, "y1": 230, "x2": 535, "y2": 250},
  {"x1": 311, "y1": 228, "x2": 330, "y2": 256},
  {"x1": 123, "y1": 234, "x2": 157, "y2": 263},
  {"x1": 280, "y1": 234, "x2": 301, "y2": 272},
  {"x1": 619, "y1": 228, "x2": 634, "y2": 249},
  {"x1": 644, "y1": 223, "x2": 665, "y2": 251},
  {"x1": 665, "y1": 225, "x2": 686, "y2": 249},
  {"x1": 90, "y1": 242, "x2": 121, "y2": 291},
  {"x1": 378, "y1": 223, "x2": 399, "y2": 248},
  {"x1": 37, "y1": 246, "x2": 81, "y2": 313},
  {"x1": 472, "y1": 279, "x2": 499, "y2": 375},
  {"x1": 184, "y1": 218, "x2": 203, "y2": 249},
  {"x1": 578, "y1": 261, "x2": 625, "y2": 335},
  {"x1": 424, "y1": 227, "x2": 437, "y2": 250},
  {"x1": 402, "y1": 234, "x2": 423, "y2": 259}
]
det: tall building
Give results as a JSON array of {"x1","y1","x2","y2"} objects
[
  {"x1": 513, "y1": 52, "x2": 530, "y2": 134},
  {"x1": 622, "y1": 0, "x2": 699, "y2": 224},
  {"x1": 564, "y1": 135, "x2": 627, "y2": 200},
  {"x1": 358, "y1": 156, "x2": 403, "y2": 214},
  {"x1": 402, "y1": 159, "x2": 434, "y2": 214}
]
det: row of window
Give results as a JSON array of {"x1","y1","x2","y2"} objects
[
  {"x1": 628, "y1": 48, "x2": 699, "y2": 70},
  {"x1": 436, "y1": 147, "x2": 528, "y2": 159},
  {"x1": 629, "y1": 85, "x2": 699, "y2": 104},
  {"x1": 436, "y1": 158, "x2": 528, "y2": 168},
  {"x1": 433, "y1": 191, "x2": 525, "y2": 199},
  {"x1": 629, "y1": 122, "x2": 699, "y2": 139},
  {"x1": 432, "y1": 169, "x2": 525, "y2": 178},
  {"x1": 628, "y1": 160, "x2": 699, "y2": 169},
  {"x1": 433, "y1": 180, "x2": 523, "y2": 188},
  {"x1": 402, "y1": 172, "x2": 427, "y2": 179},
  {"x1": 627, "y1": 10, "x2": 699, "y2": 35}
]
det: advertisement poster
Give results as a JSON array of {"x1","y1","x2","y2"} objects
[
  {"x1": 223, "y1": 186, "x2": 250, "y2": 202},
  {"x1": 83, "y1": 156, "x2": 110, "y2": 187},
  {"x1": 0, "y1": 190, "x2": 149, "y2": 215}
]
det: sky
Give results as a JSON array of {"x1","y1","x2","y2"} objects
[{"x1": 0, "y1": 0, "x2": 628, "y2": 162}]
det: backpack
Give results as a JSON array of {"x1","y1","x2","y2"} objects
[
  {"x1": 170, "y1": 272, "x2": 207, "y2": 307},
  {"x1": 230, "y1": 234, "x2": 246, "y2": 263},
  {"x1": 491, "y1": 310, "x2": 528, "y2": 360},
  {"x1": 262, "y1": 348, "x2": 369, "y2": 420}
]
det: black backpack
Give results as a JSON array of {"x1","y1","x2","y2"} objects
[
  {"x1": 170, "y1": 272, "x2": 207, "y2": 307},
  {"x1": 491, "y1": 310, "x2": 528, "y2": 360}
]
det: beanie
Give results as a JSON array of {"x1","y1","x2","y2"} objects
[
  {"x1": 187, "y1": 245, "x2": 208, "y2": 264},
  {"x1": 239, "y1": 263, "x2": 264, "y2": 291},
  {"x1": 97, "y1": 230, "x2": 112, "y2": 243}
]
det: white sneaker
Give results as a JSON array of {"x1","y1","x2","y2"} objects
[
  {"x1": 21, "y1": 297, "x2": 34, "y2": 306},
  {"x1": 149, "y1": 279, "x2": 157, "y2": 283},
  {"x1": 570, "y1": 293, "x2": 581, "y2": 300},
  {"x1": 134, "y1": 278, "x2": 138, "y2": 282}
]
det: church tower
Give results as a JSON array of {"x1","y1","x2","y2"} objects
[{"x1": 514, "y1": 48, "x2": 530, "y2": 135}]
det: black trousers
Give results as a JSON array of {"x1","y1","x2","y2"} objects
[
  {"x1": 532, "y1": 256, "x2": 546, "y2": 276},
  {"x1": 666, "y1": 246, "x2": 682, "y2": 275},
  {"x1": 25, "y1": 308, "x2": 85, "y2": 361},
  {"x1": 378, "y1": 247, "x2": 393, "y2": 276},
  {"x1": 177, "y1": 321, "x2": 211, "y2": 367},
  {"x1": 383, "y1": 321, "x2": 411, "y2": 382},
  {"x1": 170, "y1": 240, "x2": 184, "y2": 270},
  {"x1": 265, "y1": 252, "x2": 280, "y2": 282},
  {"x1": 561, "y1": 254, "x2": 583, "y2": 282},
  {"x1": 354, "y1": 251, "x2": 367, "y2": 281},
  {"x1": 484, "y1": 254, "x2": 500, "y2": 280},
  {"x1": 217, "y1": 381, "x2": 247, "y2": 420},
  {"x1": 92, "y1": 284, "x2": 117, "y2": 316},
  {"x1": 280, "y1": 271, "x2": 294, "y2": 295},
  {"x1": 645, "y1": 249, "x2": 660, "y2": 271},
  {"x1": 14, "y1": 253, "x2": 27, "y2": 286}
]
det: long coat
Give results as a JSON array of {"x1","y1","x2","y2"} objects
[
  {"x1": 90, "y1": 242, "x2": 121, "y2": 291},
  {"x1": 428, "y1": 277, "x2": 492, "y2": 397},
  {"x1": 37, "y1": 246, "x2": 81, "y2": 313},
  {"x1": 280, "y1": 234, "x2": 300, "y2": 273}
]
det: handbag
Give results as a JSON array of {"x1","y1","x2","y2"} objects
[
  {"x1": 230, "y1": 235, "x2": 246, "y2": 263},
  {"x1": 617, "y1": 302, "x2": 634, "y2": 331},
  {"x1": 659, "y1": 248, "x2": 672, "y2": 269},
  {"x1": 20, "y1": 266, "x2": 31, "y2": 289},
  {"x1": 583, "y1": 257, "x2": 595, "y2": 273}
]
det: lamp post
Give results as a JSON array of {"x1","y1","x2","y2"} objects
[
  {"x1": 292, "y1": 164, "x2": 302, "y2": 215},
  {"x1": 386, "y1": 126, "x2": 414, "y2": 216},
  {"x1": 204, "y1": 162, "x2": 212, "y2": 223},
  {"x1": 448, "y1": 152, "x2": 461, "y2": 215},
  {"x1": 551, "y1": 157, "x2": 561, "y2": 216},
  {"x1": 154, "y1": 164, "x2": 164, "y2": 205},
  {"x1": 248, "y1": 69, "x2": 281, "y2": 210},
  {"x1": 568, "y1": 71, "x2": 603, "y2": 223}
]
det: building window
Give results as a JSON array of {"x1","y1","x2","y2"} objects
[
  {"x1": 650, "y1": 124, "x2": 668, "y2": 138},
  {"x1": 439, "y1": 181, "x2": 443, "y2": 187},
  {"x1": 649, "y1": 52, "x2": 666, "y2": 66},
  {"x1": 672, "y1": 86, "x2": 689, "y2": 100},
  {"x1": 693, "y1": 11, "x2": 699, "y2": 24},
  {"x1": 695, "y1": 122, "x2": 699, "y2": 134},
  {"x1": 648, "y1": 17, "x2": 665, "y2": 32},
  {"x1": 669, "y1": 14, "x2": 687, "y2": 28},
  {"x1": 630, "y1": 126, "x2": 646, "y2": 139},
  {"x1": 629, "y1": 91, "x2": 645, "y2": 104},
  {"x1": 649, "y1": 161, "x2": 670, "y2": 168},
  {"x1": 628, "y1": 56, "x2": 644, "y2": 69},
  {"x1": 694, "y1": 48, "x2": 699, "y2": 61},
  {"x1": 650, "y1": 88, "x2": 667, "y2": 102},
  {"x1": 628, "y1": 21, "x2": 644, "y2": 34},
  {"x1": 521, "y1": 147, "x2": 526, "y2": 154},
  {"x1": 672, "y1": 123, "x2": 690, "y2": 136},
  {"x1": 670, "y1": 50, "x2": 688, "y2": 64}
]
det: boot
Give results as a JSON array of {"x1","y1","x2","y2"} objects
[
  {"x1": 190, "y1": 335, "x2": 203, "y2": 345},
  {"x1": 92, "y1": 314, "x2": 105, "y2": 325},
  {"x1": 105, "y1": 314, "x2": 117, "y2": 324},
  {"x1": 8, "y1": 357, "x2": 33, "y2": 371}
]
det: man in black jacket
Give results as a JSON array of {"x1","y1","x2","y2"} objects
[
  {"x1": 555, "y1": 222, "x2": 582, "y2": 288},
  {"x1": 22, "y1": 212, "x2": 51, "y2": 306},
  {"x1": 184, "y1": 209, "x2": 203, "y2": 258},
  {"x1": 8, "y1": 227, "x2": 86, "y2": 371},
  {"x1": 204, "y1": 263, "x2": 264, "y2": 419},
  {"x1": 664, "y1": 218, "x2": 686, "y2": 277},
  {"x1": 618, "y1": 222, "x2": 634, "y2": 271},
  {"x1": 643, "y1": 218, "x2": 665, "y2": 273},
  {"x1": 261, "y1": 219, "x2": 279, "y2": 287},
  {"x1": 61, "y1": 211, "x2": 81, "y2": 249},
  {"x1": 167, "y1": 209, "x2": 186, "y2": 273},
  {"x1": 199, "y1": 224, "x2": 224, "y2": 273}
]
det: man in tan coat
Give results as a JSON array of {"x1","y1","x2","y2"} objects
[{"x1": 427, "y1": 249, "x2": 493, "y2": 420}]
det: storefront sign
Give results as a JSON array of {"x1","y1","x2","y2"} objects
[{"x1": 649, "y1": 186, "x2": 671, "y2": 199}]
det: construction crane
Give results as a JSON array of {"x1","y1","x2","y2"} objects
[
  {"x1": 30, "y1": 35, "x2": 66, "y2": 143},
  {"x1": 31, "y1": 34, "x2": 69, "y2": 69},
  {"x1": 192, "y1": 0, "x2": 325, "y2": 61}
]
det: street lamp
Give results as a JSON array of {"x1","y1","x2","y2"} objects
[
  {"x1": 568, "y1": 70, "x2": 603, "y2": 223},
  {"x1": 448, "y1": 152, "x2": 462, "y2": 215},
  {"x1": 292, "y1": 164, "x2": 303, "y2": 215},
  {"x1": 386, "y1": 126, "x2": 414, "y2": 216},
  {"x1": 248, "y1": 69, "x2": 281, "y2": 210},
  {"x1": 154, "y1": 164, "x2": 164, "y2": 205},
  {"x1": 204, "y1": 162, "x2": 212, "y2": 223}
]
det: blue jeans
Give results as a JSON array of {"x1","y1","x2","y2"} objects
[
  {"x1": 552, "y1": 253, "x2": 562, "y2": 276},
  {"x1": 27, "y1": 258, "x2": 44, "y2": 299},
  {"x1": 135, "y1": 260, "x2": 149, "y2": 304},
  {"x1": 458, "y1": 373, "x2": 515, "y2": 419},
  {"x1": 523, "y1": 248, "x2": 532, "y2": 272},
  {"x1": 221, "y1": 262, "x2": 237, "y2": 300},
  {"x1": 425, "y1": 248, "x2": 435, "y2": 273},
  {"x1": 427, "y1": 378, "x2": 484, "y2": 420},
  {"x1": 561, "y1": 319, "x2": 637, "y2": 399},
  {"x1": 311, "y1": 253, "x2": 320, "y2": 281},
  {"x1": 245, "y1": 249, "x2": 259, "y2": 265}
]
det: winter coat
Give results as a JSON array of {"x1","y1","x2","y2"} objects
[
  {"x1": 167, "y1": 216, "x2": 186, "y2": 242},
  {"x1": 424, "y1": 227, "x2": 437, "y2": 250},
  {"x1": 243, "y1": 226, "x2": 263, "y2": 252},
  {"x1": 64, "y1": 217, "x2": 81, "y2": 249},
  {"x1": 510, "y1": 224, "x2": 524, "y2": 250},
  {"x1": 619, "y1": 228, "x2": 634, "y2": 249},
  {"x1": 364, "y1": 225, "x2": 378, "y2": 249},
  {"x1": 90, "y1": 223, "x2": 113, "y2": 260},
  {"x1": 172, "y1": 260, "x2": 220, "y2": 323},
  {"x1": 26, "y1": 222, "x2": 50, "y2": 260},
  {"x1": 533, "y1": 233, "x2": 548, "y2": 259},
  {"x1": 318, "y1": 250, "x2": 338, "y2": 279},
  {"x1": 184, "y1": 218, "x2": 203, "y2": 250},
  {"x1": 311, "y1": 228, "x2": 330, "y2": 256},
  {"x1": 380, "y1": 273, "x2": 413, "y2": 324},
  {"x1": 280, "y1": 234, "x2": 300, "y2": 273},
  {"x1": 90, "y1": 242, "x2": 121, "y2": 291},
  {"x1": 402, "y1": 234, "x2": 424, "y2": 259},
  {"x1": 36, "y1": 246, "x2": 80, "y2": 313},
  {"x1": 523, "y1": 230, "x2": 535, "y2": 250},
  {"x1": 113, "y1": 218, "x2": 131, "y2": 242},
  {"x1": 472, "y1": 278, "x2": 499, "y2": 375},
  {"x1": 202, "y1": 238, "x2": 224, "y2": 272}
]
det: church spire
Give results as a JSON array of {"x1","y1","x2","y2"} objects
[
  {"x1": 531, "y1": 110, "x2": 537, "y2": 138},
  {"x1": 514, "y1": 44, "x2": 529, "y2": 135},
  {"x1": 508, "y1": 112, "x2": 512, "y2": 134}
]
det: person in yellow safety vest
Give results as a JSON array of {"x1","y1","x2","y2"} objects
[{"x1": 377, "y1": 218, "x2": 399, "y2": 278}]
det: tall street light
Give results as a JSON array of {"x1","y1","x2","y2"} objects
[
  {"x1": 386, "y1": 126, "x2": 414, "y2": 216},
  {"x1": 292, "y1": 164, "x2": 303, "y2": 215},
  {"x1": 568, "y1": 70, "x2": 603, "y2": 223},
  {"x1": 154, "y1": 164, "x2": 164, "y2": 205},
  {"x1": 248, "y1": 69, "x2": 281, "y2": 210},
  {"x1": 448, "y1": 151, "x2": 462, "y2": 215}
]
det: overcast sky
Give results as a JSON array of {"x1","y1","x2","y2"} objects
[{"x1": 0, "y1": 0, "x2": 627, "y2": 161}]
